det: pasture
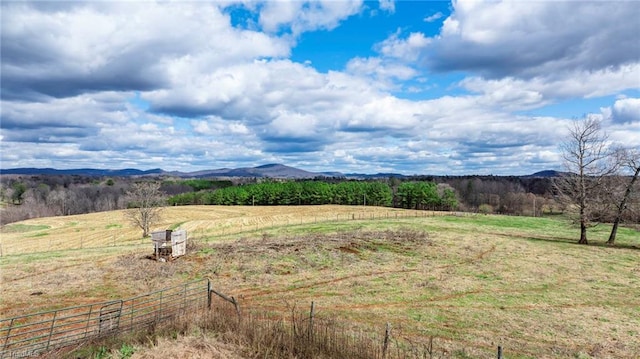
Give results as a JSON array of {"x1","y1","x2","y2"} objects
[{"x1": 1, "y1": 205, "x2": 639, "y2": 358}]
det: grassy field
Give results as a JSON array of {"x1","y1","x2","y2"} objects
[
  {"x1": 0, "y1": 205, "x2": 413, "y2": 255},
  {"x1": 1, "y1": 206, "x2": 639, "y2": 358}
]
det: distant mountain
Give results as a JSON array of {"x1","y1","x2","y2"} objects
[
  {"x1": 345, "y1": 172, "x2": 407, "y2": 179},
  {"x1": 525, "y1": 170, "x2": 563, "y2": 178},
  {"x1": 190, "y1": 164, "x2": 325, "y2": 179},
  {"x1": 0, "y1": 164, "x2": 340, "y2": 179},
  {"x1": 0, "y1": 167, "x2": 164, "y2": 176}
]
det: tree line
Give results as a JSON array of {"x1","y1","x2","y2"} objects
[
  {"x1": 166, "y1": 180, "x2": 458, "y2": 210},
  {"x1": 1, "y1": 174, "x2": 556, "y2": 225},
  {"x1": 0, "y1": 176, "x2": 231, "y2": 225},
  {"x1": 0, "y1": 176, "x2": 129, "y2": 224}
]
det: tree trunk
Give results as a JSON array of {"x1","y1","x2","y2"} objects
[
  {"x1": 578, "y1": 192, "x2": 588, "y2": 244},
  {"x1": 607, "y1": 165, "x2": 640, "y2": 245},
  {"x1": 607, "y1": 220, "x2": 620, "y2": 246},
  {"x1": 579, "y1": 220, "x2": 588, "y2": 245}
]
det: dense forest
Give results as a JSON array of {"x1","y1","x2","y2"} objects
[
  {"x1": 1, "y1": 173, "x2": 637, "y2": 226},
  {"x1": 167, "y1": 180, "x2": 457, "y2": 210}
]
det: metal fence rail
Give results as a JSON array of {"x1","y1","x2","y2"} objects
[
  {"x1": 0, "y1": 279, "x2": 209, "y2": 358},
  {"x1": 1, "y1": 279, "x2": 507, "y2": 358}
]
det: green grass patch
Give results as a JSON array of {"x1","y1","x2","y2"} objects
[
  {"x1": 1, "y1": 224, "x2": 51, "y2": 233},
  {"x1": 3, "y1": 251, "x2": 67, "y2": 265},
  {"x1": 440, "y1": 214, "x2": 570, "y2": 234},
  {"x1": 197, "y1": 247, "x2": 216, "y2": 256},
  {"x1": 169, "y1": 222, "x2": 186, "y2": 230},
  {"x1": 27, "y1": 232, "x2": 49, "y2": 237}
]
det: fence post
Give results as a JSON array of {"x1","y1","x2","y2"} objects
[
  {"x1": 158, "y1": 291, "x2": 163, "y2": 321},
  {"x1": 2, "y1": 318, "x2": 15, "y2": 352},
  {"x1": 84, "y1": 306, "x2": 94, "y2": 339},
  {"x1": 308, "y1": 301, "x2": 315, "y2": 342},
  {"x1": 231, "y1": 296, "x2": 241, "y2": 318},
  {"x1": 182, "y1": 283, "x2": 188, "y2": 311},
  {"x1": 497, "y1": 345, "x2": 503, "y2": 359},
  {"x1": 46, "y1": 311, "x2": 58, "y2": 351},
  {"x1": 382, "y1": 322, "x2": 391, "y2": 359},
  {"x1": 209, "y1": 287, "x2": 241, "y2": 318},
  {"x1": 130, "y1": 297, "x2": 135, "y2": 330},
  {"x1": 207, "y1": 281, "x2": 212, "y2": 310}
]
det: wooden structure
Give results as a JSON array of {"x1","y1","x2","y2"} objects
[{"x1": 150, "y1": 229, "x2": 187, "y2": 261}]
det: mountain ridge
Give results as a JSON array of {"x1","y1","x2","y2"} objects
[
  {"x1": 0, "y1": 165, "x2": 560, "y2": 179},
  {"x1": 0, "y1": 164, "x2": 336, "y2": 179}
]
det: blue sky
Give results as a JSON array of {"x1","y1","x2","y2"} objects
[{"x1": 1, "y1": 0, "x2": 639, "y2": 175}]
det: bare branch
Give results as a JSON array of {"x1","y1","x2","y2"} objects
[
  {"x1": 554, "y1": 118, "x2": 617, "y2": 244},
  {"x1": 124, "y1": 182, "x2": 166, "y2": 237}
]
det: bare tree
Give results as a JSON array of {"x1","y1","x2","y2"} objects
[
  {"x1": 124, "y1": 182, "x2": 166, "y2": 238},
  {"x1": 607, "y1": 148, "x2": 640, "y2": 245},
  {"x1": 554, "y1": 118, "x2": 618, "y2": 244}
]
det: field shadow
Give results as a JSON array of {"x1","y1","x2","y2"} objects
[{"x1": 493, "y1": 232, "x2": 640, "y2": 251}]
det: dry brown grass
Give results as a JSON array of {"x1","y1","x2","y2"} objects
[
  {"x1": 2, "y1": 207, "x2": 639, "y2": 358},
  {"x1": 54, "y1": 297, "x2": 427, "y2": 359},
  {"x1": 0, "y1": 206, "x2": 425, "y2": 315},
  {"x1": 0, "y1": 205, "x2": 417, "y2": 255},
  {"x1": 129, "y1": 334, "x2": 246, "y2": 359}
]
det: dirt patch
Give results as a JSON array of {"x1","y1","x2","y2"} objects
[
  {"x1": 337, "y1": 244, "x2": 360, "y2": 255},
  {"x1": 209, "y1": 228, "x2": 431, "y2": 256}
]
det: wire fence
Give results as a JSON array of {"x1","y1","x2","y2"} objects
[
  {"x1": 0, "y1": 279, "x2": 210, "y2": 359},
  {"x1": 1, "y1": 278, "x2": 507, "y2": 359},
  {"x1": 207, "y1": 295, "x2": 505, "y2": 359},
  {"x1": 0, "y1": 208, "x2": 473, "y2": 256}
]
